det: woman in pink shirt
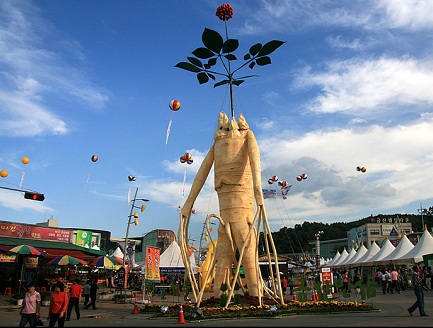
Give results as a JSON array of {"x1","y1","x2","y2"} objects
[
  {"x1": 19, "y1": 283, "x2": 41, "y2": 327},
  {"x1": 48, "y1": 283, "x2": 69, "y2": 327}
]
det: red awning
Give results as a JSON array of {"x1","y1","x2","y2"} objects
[{"x1": 39, "y1": 248, "x2": 98, "y2": 260}]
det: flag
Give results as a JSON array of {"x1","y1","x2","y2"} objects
[{"x1": 262, "y1": 189, "x2": 277, "y2": 199}]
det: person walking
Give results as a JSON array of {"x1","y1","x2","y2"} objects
[
  {"x1": 407, "y1": 265, "x2": 429, "y2": 317},
  {"x1": 390, "y1": 267, "x2": 401, "y2": 294},
  {"x1": 281, "y1": 276, "x2": 288, "y2": 294},
  {"x1": 48, "y1": 283, "x2": 69, "y2": 327},
  {"x1": 19, "y1": 283, "x2": 41, "y2": 327},
  {"x1": 66, "y1": 278, "x2": 82, "y2": 320},
  {"x1": 82, "y1": 279, "x2": 91, "y2": 309},
  {"x1": 352, "y1": 271, "x2": 361, "y2": 303},
  {"x1": 288, "y1": 275, "x2": 295, "y2": 295},
  {"x1": 87, "y1": 279, "x2": 99, "y2": 310}
]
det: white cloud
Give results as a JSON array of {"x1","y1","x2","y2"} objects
[
  {"x1": 0, "y1": 0, "x2": 109, "y2": 137},
  {"x1": 293, "y1": 57, "x2": 433, "y2": 116}
]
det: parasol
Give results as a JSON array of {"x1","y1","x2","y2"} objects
[
  {"x1": 89, "y1": 255, "x2": 122, "y2": 268},
  {"x1": 9, "y1": 244, "x2": 46, "y2": 256},
  {"x1": 47, "y1": 255, "x2": 87, "y2": 266},
  {"x1": 8, "y1": 244, "x2": 46, "y2": 292}
]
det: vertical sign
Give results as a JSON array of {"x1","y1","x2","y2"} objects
[
  {"x1": 145, "y1": 246, "x2": 161, "y2": 282},
  {"x1": 320, "y1": 267, "x2": 334, "y2": 297},
  {"x1": 76, "y1": 230, "x2": 93, "y2": 248}
]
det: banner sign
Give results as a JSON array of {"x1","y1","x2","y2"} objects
[
  {"x1": 75, "y1": 230, "x2": 93, "y2": 248},
  {"x1": 23, "y1": 257, "x2": 38, "y2": 268},
  {"x1": 145, "y1": 246, "x2": 161, "y2": 282},
  {"x1": 160, "y1": 267, "x2": 185, "y2": 274},
  {"x1": 0, "y1": 221, "x2": 71, "y2": 242},
  {"x1": 0, "y1": 252, "x2": 16, "y2": 262}
]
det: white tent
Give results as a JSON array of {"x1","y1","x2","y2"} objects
[
  {"x1": 378, "y1": 235, "x2": 415, "y2": 264},
  {"x1": 111, "y1": 246, "x2": 124, "y2": 258},
  {"x1": 338, "y1": 247, "x2": 357, "y2": 267},
  {"x1": 354, "y1": 241, "x2": 380, "y2": 265},
  {"x1": 363, "y1": 239, "x2": 395, "y2": 265},
  {"x1": 329, "y1": 248, "x2": 349, "y2": 267},
  {"x1": 395, "y1": 229, "x2": 433, "y2": 263},
  {"x1": 324, "y1": 251, "x2": 340, "y2": 267},
  {"x1": 160, "y1": 240, "x2": 197, "y2": 273},
  {"x1": 342, "y1": 244, "x2": 368, "y2": 267}
]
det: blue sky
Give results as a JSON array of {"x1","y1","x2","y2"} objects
[{"x1": 1, "y1": 0, "x2": 433, "y2": 247}]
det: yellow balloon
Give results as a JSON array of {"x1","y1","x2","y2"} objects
[
  {"x1": 22, "y1": 157, "x2": 30, "y2": 164},
  {"x1": 0, "y1": 170, "x2": 8, "y2": 178}
]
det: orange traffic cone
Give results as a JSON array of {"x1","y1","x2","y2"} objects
[
  {"x1": 313, "y1": 290, "x2": 318, "y2": 301},
  {"x1": 292, "y1": 293, "x2": 298, "y2": 301},
  {"x1": 177, "y1": 304, "x2": 187, "y2": 324},
  {"x1": 131, "y1": 301, "x2": 139, "y2": 314}
]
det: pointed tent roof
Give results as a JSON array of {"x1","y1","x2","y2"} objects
[
  {"x1": 324, "y1": 250, "x2": 341, "y2": 267},
  {"x1": 160, "y1": 240, "x2": 197, "y2": 269},
  {"x1": 338, "y1": 247, "x2": 357, "y2": 266},
  {"x1": 342, "y1": 244, "x2": 368, "y2": 267},
  {"x1": 379, "y1": 234, "x2": 415, "y2": 263},
  {"x1": 329, "y1": 248, "x2": 349, "y2": 267},
  {"x1": 395, "y1": 229, "x2": 433, "y2": 263},
  {"x1": 363, "y1": 239, "x2": 395, "y2": 264},
  {"x1": 111, "y1": 246, "x2": 124, "y2": 258},
  {"x1": 354, "y1": 241, "x2": 380, "y2": 265}
]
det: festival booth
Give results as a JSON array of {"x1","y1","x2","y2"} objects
[{"x1": 159, "y1": 240, "x2": 197, "y2": 275}]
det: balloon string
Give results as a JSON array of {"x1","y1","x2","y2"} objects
[
  {"x1": 165, "y1": 119, "x2": 172, "y2": 145},
  {"x1": 19, "y1": 172, "x2": 25, "y2": 188},
  {"x1": 83, "y1": 171, "x2": 91, "y2": 190}
]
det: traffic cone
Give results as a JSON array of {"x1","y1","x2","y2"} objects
[
  {"x1": 292, "y1": 293, "x2": 298, "y2": 301},
  {"x1": 313, "y1": 290, "x2": 318, "y2": 301},
  {"x1": 177, "y1": 304, "x2": 187, "y2": 324},
  {"x1": 131, "y1": 301, "x2": 139, "y2": 314}
]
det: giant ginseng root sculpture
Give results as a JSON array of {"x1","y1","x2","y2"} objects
[{"x1": 176, "y1": 4, "x2": 285, "y2": 308}]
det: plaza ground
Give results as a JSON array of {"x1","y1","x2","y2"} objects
[{"x1": 1, "y1": 285, "x2": 432, "y2": 327}]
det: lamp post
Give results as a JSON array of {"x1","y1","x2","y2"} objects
[
  {"x1": 198, "y1": 221, "x2": 216, "y2": 266},
  {"x1": 315, "y1": 231, "x2": 324, "y2": 270},
  {"x1": 124, "y1": 187, "x2": 149, "y2": 268},
  {"x1": 418, "y1": 203, "x2": 425, "y2": 231}
]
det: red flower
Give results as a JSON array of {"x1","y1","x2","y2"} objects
[{"x1": 216, "y1": 4, "x2": 234, "y2": 21}]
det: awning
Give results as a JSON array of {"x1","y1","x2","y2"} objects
[{"x1": 0, "y1": 236, "x2": 105, "y2": 260}]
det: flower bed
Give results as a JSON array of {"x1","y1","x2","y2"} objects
[{"x1": 142, "y1": 296, "x2": 378, "y2": 321}]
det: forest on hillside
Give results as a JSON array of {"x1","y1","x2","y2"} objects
[{"x1": 266, "y1": 211, "x2": 433, "y2": 257}]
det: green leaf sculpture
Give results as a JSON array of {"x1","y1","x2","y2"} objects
[{"x1": 175, "y1": 4, "x2": 284, "y2": 119}]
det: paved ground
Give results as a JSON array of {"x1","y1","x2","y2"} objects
[{"x1": 1, "y1": 285, "x2": 433, "y2": 327}]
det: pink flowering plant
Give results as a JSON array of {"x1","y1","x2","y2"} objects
[{"x1": 175, "y1": 3, "x2": 284, "y2": 118}]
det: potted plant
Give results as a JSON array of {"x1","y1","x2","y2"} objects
[
  {"x1": 40, "y1": 291, "x2": 52, "y2": 306},
  {"x1": 12, "y1": 291, "x2": 26, "y2": 306}
]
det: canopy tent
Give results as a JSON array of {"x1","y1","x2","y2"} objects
[
  {"x1": 377, "y1": 234, "x2": 415, "y2": 265},
  {"x1": 111, "y1": 246, "x2": 124, "y2": 259},
  {"x1": 160, "y1": 240, "x2": 197, "y2": 274},
  {"x1": 324, "y1": 251, "x2": 341, "y2": 267},
  {"x1": 328, "y1": 248, "x2": 349, "y2": 267},
  {"x1": 363, "y1": 239, "x2": 395, "y2": 265},
  {"x1": 353, "y1": 241, "x2": 380, "y2": 265},
  {"x1": 337, "y1": 247, "x2": 357, "y2": 267},
  {"x1": 395, "y1": 229, "x2": 433, "y2": 263},
  {"x1": 341, "y1": 244, "x2": 368, "y2": 267}
]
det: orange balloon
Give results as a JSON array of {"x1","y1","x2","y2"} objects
[
  {"x1": 0, "y1": 170, "x2": 8, "y2": 178},
  {"x1": 22, "y1": 157, "x2": 30, "y2": 164}
]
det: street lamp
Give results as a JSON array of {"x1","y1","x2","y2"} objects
[
  {"x1": 315, "y1": 231, "x2": 324, "y2": 270},
  {"x1": 418, "y1": 203, "x2": 425, "y2": 230},
  {"x1": 198, "y1": 221, "x2": 216, "y2": 266},
  {"x1": 124, "y1": 187, "x2": 149, "y2": 269}
]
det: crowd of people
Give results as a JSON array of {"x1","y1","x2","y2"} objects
[{"x1": 18, "y1": 277, "x2": 100, "y2": 327}]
